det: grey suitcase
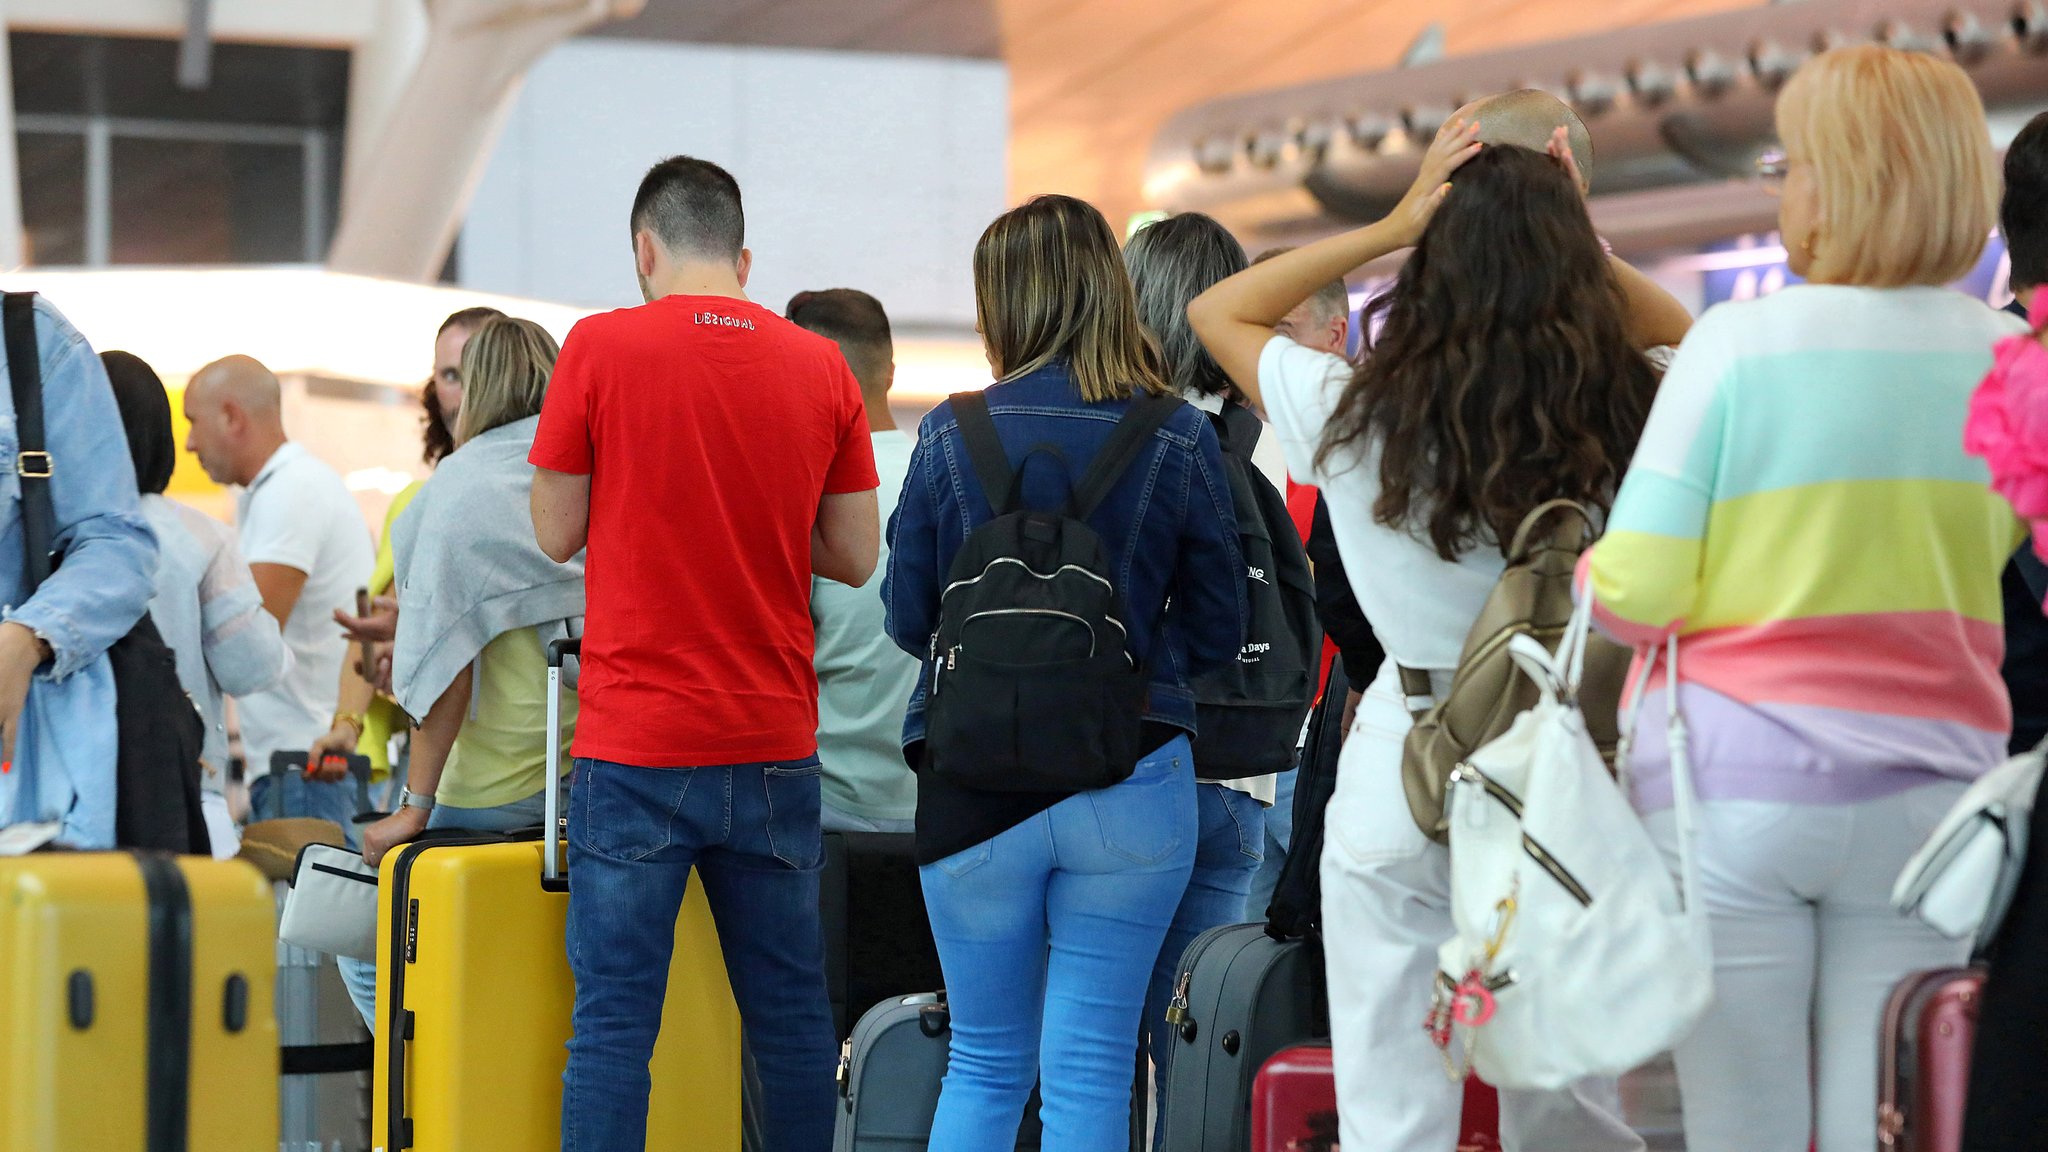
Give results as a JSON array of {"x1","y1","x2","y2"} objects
[
  {"x1": 835, "y1": 992, "x2": 1151, "y2": 1151},
  {"x1": 273, "y1": 880, "x2": 373, "y2": 1152},
  {"x1": 835, "y1": 992, "x2": 1042, "y2": 1152},
  {"x1": 1155, "y1": 923, "x2": 1324, "y2": 1152}
]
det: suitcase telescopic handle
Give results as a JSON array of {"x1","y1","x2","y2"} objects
[{"x1": 544, "y1": 638, "x2": 581, "y2": 884}]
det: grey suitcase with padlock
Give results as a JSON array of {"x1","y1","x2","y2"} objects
[
  {"x1": 835, "y1": 990, "x2": 1154, "y2": 1152},
  {"x1": 834, "y1": 992, "x2": 1044, "y2": 1152},
  {"x1": 1155, "y1": 923, "x2": 1324, "y2": 1152}
]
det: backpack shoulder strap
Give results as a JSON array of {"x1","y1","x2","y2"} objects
[
  {"x1": 1213, "y1": 400, "x2": 1262, "y2": 458},
  {"x1": 4, "y1": 293, "x2": 52, "y2": 593},
  {"x1": 950, "y1": 391, "x2": 1020, "y2": 516},
  {"x1": 1069, "y1": 391, "x2": 1182, "y2": 520}
]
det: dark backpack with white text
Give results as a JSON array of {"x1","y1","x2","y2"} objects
[
  {"x1": 1189, "y1": 403, "x2": 1321, "y2": 777},
  {"x1": 921, "y1": 390, "x2": 1182, "y2": 794}
]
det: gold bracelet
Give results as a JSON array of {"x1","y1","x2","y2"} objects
[{"x1": 332, "y1": 712, "x2": 366, "y2": 740}]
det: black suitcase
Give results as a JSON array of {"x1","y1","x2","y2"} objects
[
  {"x1": 1156, "y1": 923, "x2": 1326, "y2": 1152},
  {"x1": 818, "y1": 831, "x2": 945, "y2": 1041}
]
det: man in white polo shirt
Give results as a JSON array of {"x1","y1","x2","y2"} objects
[{"x1": 185, "y1": 355, "x2": 374, "y2": 837}]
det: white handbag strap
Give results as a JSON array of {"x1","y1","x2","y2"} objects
[{"x1": 1620, "y1": 633, "x2": 1706, "y2": 924}]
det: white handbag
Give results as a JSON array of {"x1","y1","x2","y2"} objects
[
  {"x1": 1429, "y1": 594, "x2": 1713, "y2": 1090},
  {"x1": 1892, "y1": 741, "x2": 2044, "y2": 954},
  {"x1": 278, "y1": 842, "x2": 381, "y2": 961}
]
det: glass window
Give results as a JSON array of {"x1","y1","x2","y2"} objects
[
  {"x1": 18, "y1": 131, "x2": 85, "y2": 265},
  {"x1": 109, "y1": 137, "x2": 306, "y2": 264},
  {"x1": 10, "y1": 32, "x2": 346, "y2": 267}
]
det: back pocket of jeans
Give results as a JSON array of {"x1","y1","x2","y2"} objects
[{"x1": 763, "y1": 757, "x2": 823, "y2": 870}]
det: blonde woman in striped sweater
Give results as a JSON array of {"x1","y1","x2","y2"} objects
[{"x1": 1583, "y1": 45, "x2": 2026, "y2": 1152}]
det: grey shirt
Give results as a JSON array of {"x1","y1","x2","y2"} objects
[
  {"x1": 813, "y1": 429, "x2": 920, "y2": 823},
  {"x1": 141, "y1": 495, "x2": 290, "y2": 791}
]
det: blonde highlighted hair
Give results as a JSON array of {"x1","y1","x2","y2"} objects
[
  {"x1": 1777, "y1": 44, "x2": 1999, "y2": 287},
  {"x1": 973, "y1": 195, "x2": 1169, "y2": 403},
  {"x1": 455, "y1": 317, "x2": 559, "y2": 445}
]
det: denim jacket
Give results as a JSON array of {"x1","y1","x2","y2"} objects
[
  {"x1": 882, "y1": 364, "x2": 1247, "y2": 749},
  {"x1": 0, "y1": 298, "x2": 158, "y2": 848}
]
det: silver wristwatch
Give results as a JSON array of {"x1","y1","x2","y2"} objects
[{"x1": 399, "y1": 788, "x2": 436, "y2": 813}]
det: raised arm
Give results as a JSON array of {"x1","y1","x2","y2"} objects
[
  {"x1": 1189, "y1": 119, "x2": 1483, "y2": 408},
  {"x1": 1609, "y1": 256, "x2": 1695, "y2": 350}
]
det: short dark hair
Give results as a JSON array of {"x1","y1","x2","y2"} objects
[
  {"x1": 787, "y1": 289, "x2": 894, "y2": 394},
  {"x1": 630, "y1": 156, "x2": 745, "y2": 262},
  {"x1": 2006, "y1": 111, "x2": 2048, "y2": 293}
]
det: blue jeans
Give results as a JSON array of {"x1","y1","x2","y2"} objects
[
  {"x1": 336, "y1": 788, "x2": 551, "y2": 1030},
  {"x1": 249, "y1": 772, "x2": 365, "y2": 849},
  {"x1": 1145, "y1": 780, "x2": 1265, "y2": 1139},
  {"x1": 1245, "y1": 765, "x2": 1297, "y2": 918},
  {"x1": 921, "y1": 735, "x2": 1197, "y2": 1152},
  {"x1": 562, "y1": 756, "x2": 835, "y2": 1152}
]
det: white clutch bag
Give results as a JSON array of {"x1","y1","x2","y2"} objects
[
  {"x1": 1893, "y1": 744, "x2": 2045, "y2": 954},
  {"x1": 279, "y1": 842, "x2": 381, "y2": 961}
]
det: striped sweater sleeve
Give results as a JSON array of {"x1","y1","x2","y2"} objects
[{"x1": 1584, "y1": 308, "x2": 1736, "y2": 646}]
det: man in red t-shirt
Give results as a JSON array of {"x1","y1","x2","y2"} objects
[{"x1": 530, "y1": 156, "x2": 879, "y2": 1152}]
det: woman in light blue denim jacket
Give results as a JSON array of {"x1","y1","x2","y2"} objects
[{"x1": 0, "y1": 295, "x2": 159, "y2": 849}]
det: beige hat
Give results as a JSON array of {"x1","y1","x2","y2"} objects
[{"x1": 237, "y1": 817, "x2": 348, "y2": 883}]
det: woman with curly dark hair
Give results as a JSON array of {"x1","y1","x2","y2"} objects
[{"x1": 1191, "y1": 114, "x2": 1689, "y2": 1152}]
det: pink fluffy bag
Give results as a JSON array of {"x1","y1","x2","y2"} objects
[{"x1": 1965, "y1": 296, "x2": 2048, "y2": 557}]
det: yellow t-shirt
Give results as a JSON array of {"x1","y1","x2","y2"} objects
[
  {"x1": 436, "y1": 627, "x2": 578, "y2": 811},
  {"x1": 358, "y1": 481, "x2": 424, "y2": 776}
]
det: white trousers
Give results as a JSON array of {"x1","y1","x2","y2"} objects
[
  {"x1": 1318, "y1": 667, "x2": 1643, "y2": 1152},
  {"x1": 1643, "y1": 782, "x2": 1969, "y2": 1152}
]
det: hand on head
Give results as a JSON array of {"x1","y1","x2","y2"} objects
[{"x1": 1390, "y1": 118, "x2": 1484, "y2": 246}]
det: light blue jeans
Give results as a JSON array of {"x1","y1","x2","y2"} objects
[
  {"x1": 1246, "y1": 765, "x2": 1297, "y2": 921},
  {"x1": 921, "y1": 735, "x2": 1197, "y2": 1152},
  {"x1": 336, "y1": 788, "x2": 549, "y2": 1029},
  {"x1": 1145, "y1": 780, "x2": 1265, "y2": 1141}
]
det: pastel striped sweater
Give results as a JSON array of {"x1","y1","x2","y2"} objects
[{"x1": 1585, "y1": 285, "x2": 2028, "y2": 810}]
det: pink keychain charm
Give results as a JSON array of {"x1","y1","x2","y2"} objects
[{"x1": 1451, "y1": 969, "x2": 1498, "y2": 1027}]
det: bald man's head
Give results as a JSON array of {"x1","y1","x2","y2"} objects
[
  {"x1": 184, "y1": 355, "x2": 286, "y2": 486},
  {"x1": 1454, "y1": 89, "x2": 1593, "y2": 192}
]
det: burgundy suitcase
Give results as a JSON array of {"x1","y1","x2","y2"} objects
[
  {"x1": 1878, "y1": 967, "x2": 1984, "y2": 1152},
  {"x1": 1249, "y1": 1043, "x2": 1500, "y2": 1152}
]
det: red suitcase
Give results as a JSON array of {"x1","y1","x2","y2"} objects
[
  {"x1": 1878, "y1": 967, "x2": 1984, "y2": 1152},
  {"x1": 1250, "y1": 1043, "x2": 1501, "y2": 1152}
]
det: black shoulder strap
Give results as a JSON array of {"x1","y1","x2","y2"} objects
[
  {"x1": 1213, "y1": 400, "x2": 1262, "y2": 458},
  {"x1": 4, "y1": 293, "x2": 52, "y2": 593},
  {"x1": 1068, "y1": 391, "x2": 1182, "y2": 521},
  {"x1": 950, "y1": 391, "x2": 1019, "y2": 516}
]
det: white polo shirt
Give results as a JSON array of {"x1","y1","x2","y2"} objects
[{"x1": 235, "y1": 442, "x2": 374, "y2": 779}]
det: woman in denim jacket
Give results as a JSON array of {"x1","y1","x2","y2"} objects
[{"x1": 883, "y1": 194, "x2": 1247, "y2": 1152}]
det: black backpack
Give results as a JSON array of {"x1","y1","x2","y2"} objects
[
  {"x1": 4, "y1": 292, "x2": 209, "y2": 854},
  {"x1": 1189, "y1": 403, "x2": 1321, "y2": 777},
  {"x1": 921, "y1": 390, "x2": 1182, "y2": 794}
]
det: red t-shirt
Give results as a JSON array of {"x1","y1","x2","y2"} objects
[{"x1": 529, "y1": 295, "x2": 878, "y2": 767}]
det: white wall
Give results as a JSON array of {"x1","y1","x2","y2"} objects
[{"x1": 459, "y1": 38, "x2": 1008, "y2": 330}]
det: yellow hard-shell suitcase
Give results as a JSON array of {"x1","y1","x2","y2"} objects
[
  {"x1": 371, "y1": 640, "x2": 743, "y2": 1152},
  {"x1": 0, "y1": 852, "x2": 280, "y2": 1152}
]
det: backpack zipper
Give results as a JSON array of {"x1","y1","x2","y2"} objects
[{"x1": 1450, "y1": 764, "x2": 1593, "y2": 908}]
